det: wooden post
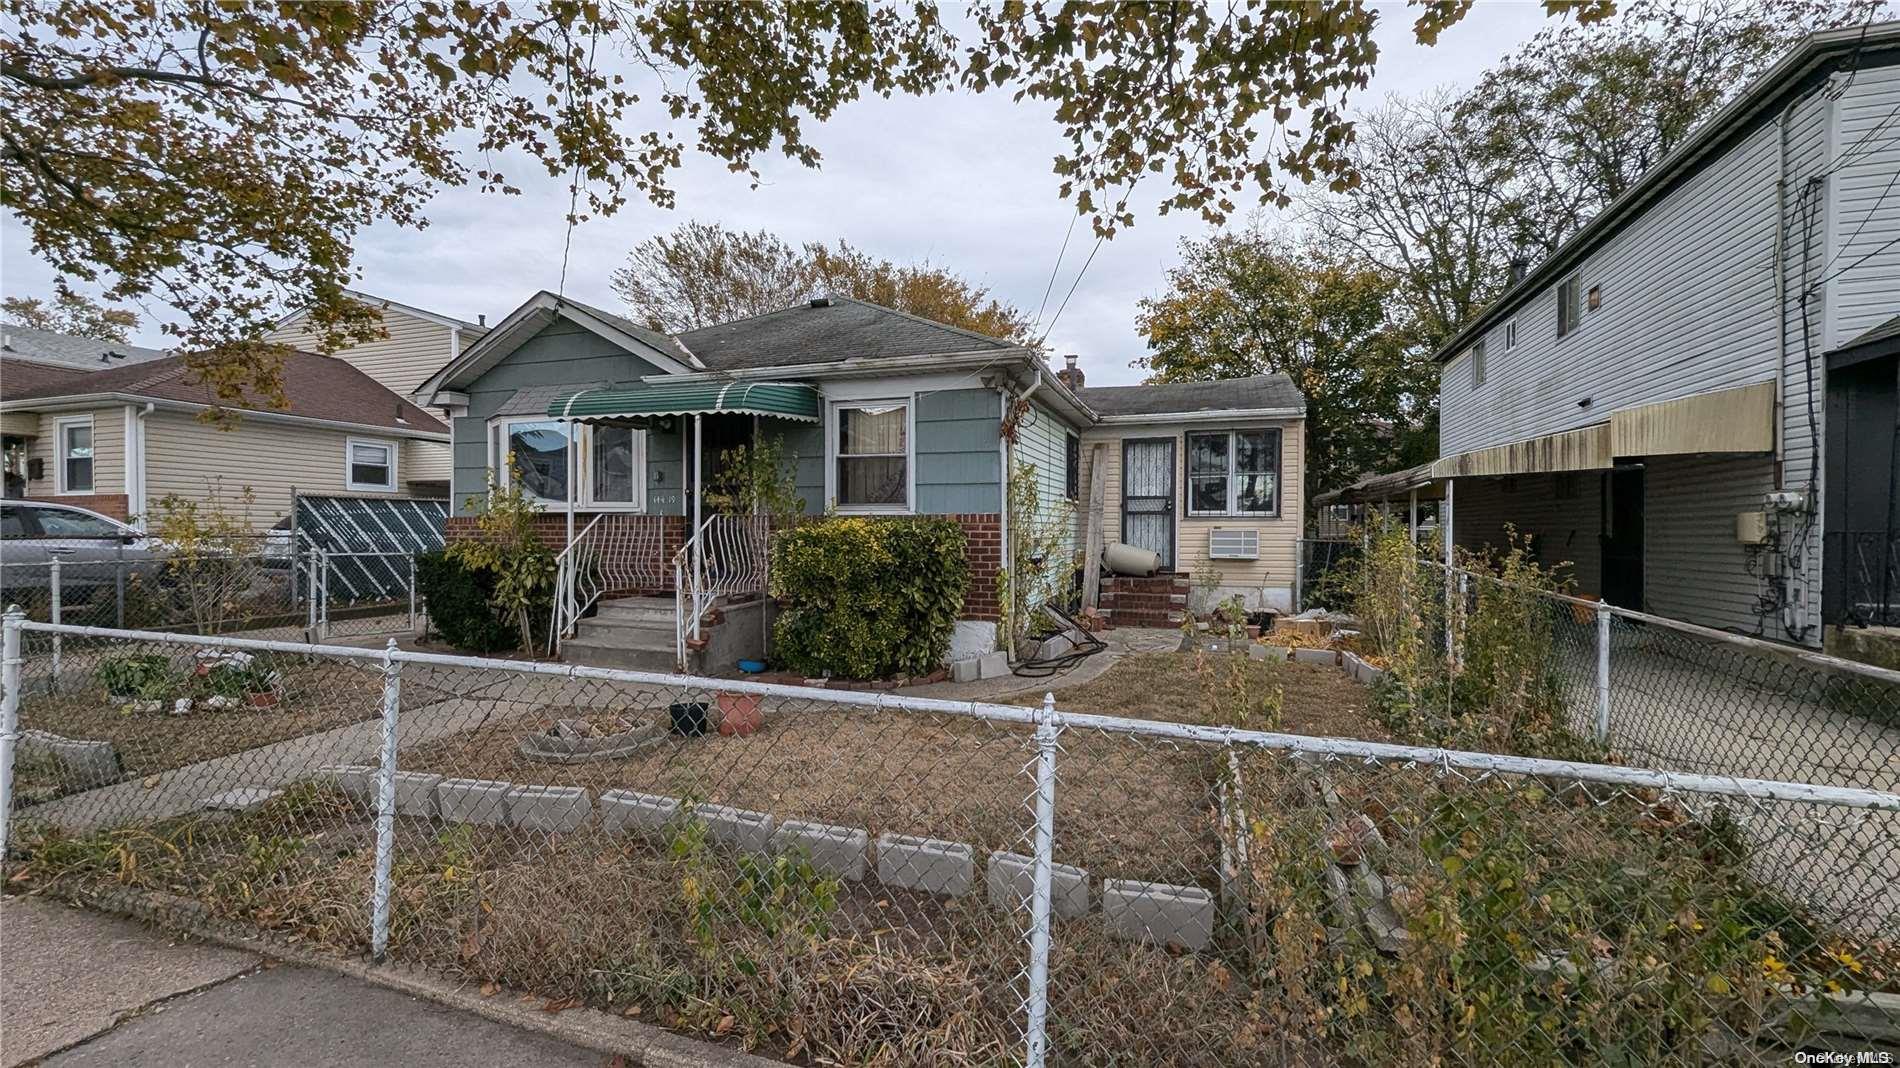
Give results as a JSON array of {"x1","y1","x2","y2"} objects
[{"x1": 1081, "y1": 442, "x2": 1108, "y2": 610}]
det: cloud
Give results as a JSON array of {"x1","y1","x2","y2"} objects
[{"x1": 1, "y1": 3, "x2": 1548, "y2": 386}]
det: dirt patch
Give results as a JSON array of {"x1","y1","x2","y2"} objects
[{"x1": 1011, "y1": 651, "x2": 1389, "y2": 741}]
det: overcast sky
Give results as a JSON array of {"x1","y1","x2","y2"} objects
[{"x1": 1, "y1": 2, "x2": 1555, "y2": 387}]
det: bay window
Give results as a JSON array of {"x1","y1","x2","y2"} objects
[
  {"x1": 832, "y1": 401, "x2": 909, "y2": 509},
  {"x1": 1186, "y1": 429, "x2": 1280, "y2": 517},
  {"x1": 488, "y1": 418, "x2": 644, "y2": 509}
]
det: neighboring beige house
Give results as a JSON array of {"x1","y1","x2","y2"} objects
[
  {"x1": 1, "y1": 346, "x2": 448, "y2": 530},
  {"x1": 267, "y1": 289, "x2": 488, "y2": 497},
  {"x1": 1068, "y1": 371, "x2": 1307, "y2": 615}
]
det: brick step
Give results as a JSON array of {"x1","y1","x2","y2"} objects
[
  {"x1": 1099, "y1": 591, "x2": 1187, "y2": 608},
  {"x1": 1104, "y1": 574, "x2": 1191, "y2": 587}
]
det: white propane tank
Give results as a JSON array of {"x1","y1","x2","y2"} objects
[{"x1": 1102, "y1": 541, "x2": 1161, "y2": 577}]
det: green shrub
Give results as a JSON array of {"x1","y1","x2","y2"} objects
[
  {"x1": 98, "y1": 653, "x2": 178, "y2": 700},
  {"x1": 770, "y1": 516, "x2": 968, "y2": 679},
  {"x1": 415, "y1": 550, "x2": 518, "y2": 654}
]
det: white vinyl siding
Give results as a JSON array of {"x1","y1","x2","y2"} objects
[
  {"x1": 1452, "y1": 474, "x2": 1604, "y2": 597},
  {"x1": 23, "y1": 406, "x2": 122, "y2": 500},
  {"x1": 142, "y1": 410, "x2": 406, "y2": 531},
  {"x1": 1826, "y1": 63, "x2": 1900, "y2": 348},
  {"x1": 267, "y1": 305, "x2": 456, "y2": 401},
  {"x1": 1643, "y1": 454, "x2": 1778, "y2": 635},
  {"x1": 404, "y1": 440, "x2": 454, "y2": 483},
  {"x1": 1014, "y1": 400, "x2": 1075, "y2": 550}
]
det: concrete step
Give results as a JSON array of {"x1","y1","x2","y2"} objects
[
  {"x1": 560, "y1": 639, "x2": 682, "y2": 673},
  {"x1": 594, "y1": 598, "x2": 677, "y2": 626},
  {"x1": 573, "y1": 617, "x2": 675, "y2": 648}
]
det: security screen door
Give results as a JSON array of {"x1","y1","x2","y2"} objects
[{"x1": 1121, "y1": 438, "x2": 1175, "y2": 569}]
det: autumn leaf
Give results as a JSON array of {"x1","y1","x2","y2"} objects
[{"x1": 479, "y1": 981, "x2": 500, "y2": 998}]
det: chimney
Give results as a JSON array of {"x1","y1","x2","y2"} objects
[
  {"x1": 478, "y1": 314, "x2": 487, "y2": 327},
  {"x1": 1508, "y1": 257, "x2": 1529, "y2": 285},
  {"x1": 1056, "y1": 353, "x2": 1086, "y2": 390}
]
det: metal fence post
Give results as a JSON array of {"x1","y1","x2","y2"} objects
[
  {"x1": 1595, "y1": 600, "x2": 1612, "y2": 745},
  {"x1": 369, "y1": 638, "x2": 402, "y2": 961},
  {"x1": 115, "y1": 539, "x2": 126, "y2": 628},
  {"x1": 48, "y1": 557, "x2": 61, "y2": 692},
  {"x1": 1023, "y1": 692, "x2": 1060, "y2": 1067},
  {"x1": 318, "y1": 548, "x2": 330, "y2": 642},
  {"x1": 303, "y1": 542, "x2": 318, "y2": 643},
  {"x1": 0, "y1": 606, "x2": 23, "y2": 857},
  {"x1": 407, "y1": 553, "x2": 419, "y2": 636}
]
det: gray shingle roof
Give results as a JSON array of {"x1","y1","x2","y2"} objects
[
  {"x1": 549, "y1": 293, "x2": 699, "y2": 367},
  {"x1": 0, "y1": 323, "x2": 169, "y2": 370},
  {"x1": 1076, "y1": 374, "x2": 1305, "y2": 418},
  {"x1": 493, "y1": 382, "x2": 606, "y2": 418},
  {"x1": 676, "y1": 297, "x2": 1018, "y2": 371}
]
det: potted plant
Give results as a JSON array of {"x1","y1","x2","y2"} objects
[
  {"x1": 716, "y1": 691, "x2": 764, "y2": 737},
  {"x1": 198, "y1": 652, "x2": 282, "y2": 708}
]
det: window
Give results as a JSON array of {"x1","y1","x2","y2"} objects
[
  {"x1": 1471, "y1": 339, "x2": 1487, "y2": 388},
  {"x1": 583, "y1": 423, "x2": 644, "y2": 509},
  {"x1": 492, "y1": 418, "x2": 572, "y2": 502},
  {"x1": 1064, "y1": 433, "x2": 1080, "y2": 501},
  {"x1": 1556, "y1": 275, "x2": 1582, "y2": 338},
  {"x1": 1505, "y1": 317, "x2": 1518, "y2": 351},
  {"x1": 1186, "y1": 429, "x2": 1280, "y2": 517},
  {"x1": 833, "y1": 402, "x2": 909, "y2": 509},
  {"x1": 346, "y1": 438, "x2": 397, "y2": 492},
  {"x1": 33, "y1": 507, "x2": 124, "y2": 538},
  {"x1": 55, "y1": 417, "x2": 93, "y2": 493}
]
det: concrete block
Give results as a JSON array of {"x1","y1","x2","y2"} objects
[
  {"x1": 1260, "y1": 646, "x2": 1291, "y2": 662},
  {"x1": 317, "y1": 764, "x2": 377, "y2": 804},
  {"x1": 390, "y1": 772, "x2": 443, "y2": 818},
  {"x1": 1363, "y1": 665, "x2": 1386, "y2": 686},
  {"x1": 436, "y1": 778, "x2": 514, "y2": 826},
  {"x1": 876, "y1": 833, "x2": 975, "y2": 896},
  {"x1": 1102, "y1": 878, "x2": 1216, "y2": 951},
  {"x1": 976, "y1": 651, "x2": 1011, "y2": 680},
  {"x1": 1292, "y1": 647, "x2": 1338, "y2": 666},
  {"x1": 986, "y1": 850, "x2": 1091, "y2": 918},
  {"x1": 950, "y1": 658, "x2": 982, "y2": 684},
  {"x1": 771, "y1": 820, "x2": 869, "y2": 881},
  {"x1": 506, "y1": 785, "x2": 592, "y2": 833},
  {"x1": 19, "y1": 730, "x2": 120, "y2": 788},
  {"x1": 200, "y1": 787, "x2": 281, "y2": 812},
  {"x1": 1246, "y1": 643, "x2": 1268, "y2": 661},
  {"x1": 598, "y1": 790, "x2": 682, "y2": 836},
  {"x1": 694, "y1": 803, "x2": 775, "y2": 853}
]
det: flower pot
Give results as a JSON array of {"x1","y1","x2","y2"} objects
[
  {"x1": 246, "y1": 690, "x2": 280, "y2": 709},
  {"x1": 1246, "y1": 624, "x2": 1262, "y2": 639},
  {"x1": 716, "y1": 692, "x2": 763, "y2": 737},
  {"x1": 669, "y1": 701, "x2": 710, "y2": 737}
]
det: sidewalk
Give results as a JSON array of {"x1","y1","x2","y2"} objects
[{"x1": 0, "y1": 897, "x2": 766, "y2": 1067}]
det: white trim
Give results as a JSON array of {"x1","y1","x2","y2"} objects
[
  {"x1": 52, "y1": 414, "x2": 95, "y2": 495},
  {"x1": 825, "y1": 397, "x2": 915, "y2": 514},
  {"x1": 344, "y1": 436, "x2": 399, "y2": 493},
  {"x1": 486, "y1": 415, "x2": 647, "y2": 512},
  {"x1": 1183, "y1": 428, "x2": 1281, "y2": 519},
  {"x1": 2, "y1": 393, "x2": 447, "y2": 441},
  {"x1": 1095, "y1": 406, "x2": 1305, "y2": 426}
]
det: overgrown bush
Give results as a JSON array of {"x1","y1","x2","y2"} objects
[
  {"x1": 1245, "y1": 762, "x2": 1884, "y2": 1065},
  {"x1": 98, "y1": 653, "x2": 178, "y2": 700},
  {"x1": 1346, "y1": 523, "x2": 1596, "y2": 759},
  {"x1": 416, "y1": 550, "x2": 520, "y2": 654},
  {"x1": 447, "y1": 476, "x2": 557, "y2": 653},
  {"x1": 771, "y1": 516, "x2": 968, "y2": 679}
]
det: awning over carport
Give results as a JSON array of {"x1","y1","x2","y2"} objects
[{"x1": 547, "y1": 381, "x2": 822, "y2": 423}]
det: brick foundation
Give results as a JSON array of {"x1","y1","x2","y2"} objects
[
  {"x1": 447, "y1": 510, "x2": 1003, "y2": 621},
  {"x1": 21, "y1": 494, "x2": 130, "y2": 521}
]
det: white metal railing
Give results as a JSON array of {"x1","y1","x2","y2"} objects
[
  {"x1": 550, "y1": 514, "x2": 674, "y2": 654},
  {"x1": 672, "y1": 513, "x2": 771, "y2": 669}
]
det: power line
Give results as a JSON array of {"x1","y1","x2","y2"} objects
[{"x1": 1031, "y1": 212, "x2": 1080, "y2": 334}]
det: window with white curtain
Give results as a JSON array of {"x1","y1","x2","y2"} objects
[{"x1": 833, "y1": 402, "x2": 909, "y2": 509}]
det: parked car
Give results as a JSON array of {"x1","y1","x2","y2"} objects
[{"x1": 0, "y1": 501, "x2": 167, "y2": 601}]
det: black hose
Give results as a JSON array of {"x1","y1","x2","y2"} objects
[{"x1": 1012, "y1": 603, "x2": 1109, "y2": 678}]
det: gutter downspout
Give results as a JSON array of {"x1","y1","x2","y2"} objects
[
  {"x1": 130, "y1": 402, "x2": 154, "y2": 530},
  {"x1": 1773, "y1": 94, "x2": 1798, "y2": 485}
]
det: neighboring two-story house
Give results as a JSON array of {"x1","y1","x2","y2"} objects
[
  {"x1": 267, "y1": 289, "x2": 489, "y2": 498},
  {"x1": 1327, "y1": 22, "x2": 1899, "y2": 651}
]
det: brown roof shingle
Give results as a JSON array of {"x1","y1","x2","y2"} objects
[{"x1": 1, "y1": 348, "x2": 446, "y2": 435}]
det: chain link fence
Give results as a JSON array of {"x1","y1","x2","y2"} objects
[
  {"x1": 0, "y1": 538, "x2": 421, "y2": 642},
  {"x1": 3, "y1": 614, "x2": 1896, "y2": 1064}
]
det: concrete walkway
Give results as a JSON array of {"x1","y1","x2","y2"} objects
[{"x1": 1, "y1": 896, "x2": 776, "y2": 1067}]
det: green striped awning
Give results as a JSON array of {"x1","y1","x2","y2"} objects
[{"x1": 548, "y1": 381, "x2": 821, "y2": 423}]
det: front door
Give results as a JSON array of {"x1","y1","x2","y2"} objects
[
  {"x1": 1600, "y1": 467, "x2": 1644, "y2": 609},
  {"x1": 1121, "y1": 438, "x2": 1175, "y2": 569}
]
